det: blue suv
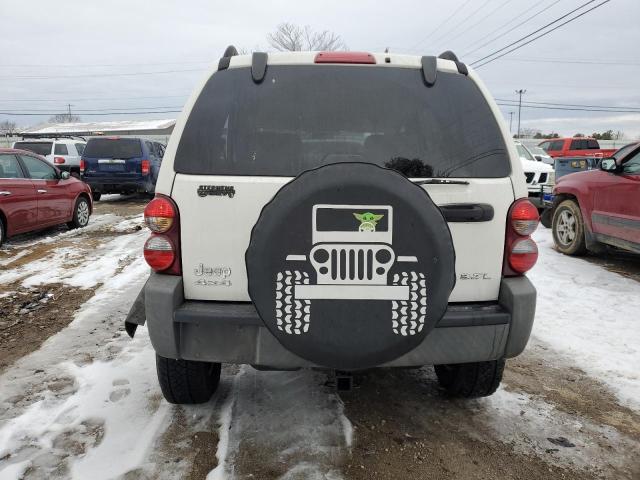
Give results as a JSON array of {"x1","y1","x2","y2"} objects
[{"x1": 80, "y1": 137, "x2": 165, "y2": 201}]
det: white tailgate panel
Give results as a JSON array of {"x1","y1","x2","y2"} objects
[{"x1": 172, "y1": 175, "x2": 514, "y2": 303}]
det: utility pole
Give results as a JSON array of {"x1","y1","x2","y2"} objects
[
  {"x1": 508, "y1": 111, "x2": 514, "y2": 134},
  {"x1": 67, "y1": 103, "x2": 74, "y2": 121},
  {"x1": 515, "y1": 89, "x2": 526, "y2": 138}
]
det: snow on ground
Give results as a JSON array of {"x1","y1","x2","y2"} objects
[
  {"x1": 0, "y1": 215, "x2": 145, "y2": 288},
  {"x1": 529, "y1": 228, "x2": 640, "y2": 411},
  {"x1": 210, "y1": 367, "x2": 352, "y2": 479},
  {"x1": 0, "y1": 257, "x2": 164, "y2": 480}
]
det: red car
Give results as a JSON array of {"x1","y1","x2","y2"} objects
[
  {"x1": 551, "y1": 143, "x2": 640, "y2": 255},
  {"x1": 538, "y1": 137, "x2": 617, "y2": 159},
  {"x1": 0, "y1": 148, "x2": 92, "y2": 247}
]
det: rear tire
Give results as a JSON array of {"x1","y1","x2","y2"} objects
[
  {"x1": 156, "y1": 354, "x2": 221, "y2": 404},
  {"x1": 92, "y1": 192, "x2": 101, "y2": 202},
  {"x1": 67, "y1": 196, "x2": 90, "y2": 229},
  {"x1": 540, "y1": 208, "x2": 552, "y2": 228},
  {"x1": 0, "y1": 218, "x2": 5, "y2": 248},
  {"x1": 434, "y1": 359, "x2": 505, "y2": 398},
  {"x1": 552, "y1": 199, "x2": 587, "y2": 255}
]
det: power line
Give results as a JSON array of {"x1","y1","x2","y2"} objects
[
  {"x1": 407, "y1": 0, "x2": 474, "y2": 52},
  {"x1": 470, "y1": 0, "x2": 599, "y2": 66},
  {"x1": 472, "y1": 0, "x2": 611, "y2": 68},
  {"x1": 0, "y1": 61, "x2": 210, "y2": 68},
  {"x1": 462, "y1": 0, "x2": 562, "y2": 57},
  {"x1": 4, "y1": 106, "x2": 184, "y2": 113},
  {"x1": 444, "y1": 0, "x2": 516, "y2": 48},
  {"x1": 431, "y1": 0, "x2": 494, "y2": 47},
  {"x1": 496, "y1": 103, "x2": 640, "y2": 113},
  {"x1": 495, "y1": 98, "x2": 640, "y2": 111},
  {"x1": 0, "y1": 68, "x2": 204, "y2": 80},
  {"x1": 0, "y1": 94, "x2": 190, "y2": 103},
  {"x1": 498, "y1": 57, "x2": 640, "y2": 66},
  {"x1": 0, "y1": 110, "x2": 181, "y2": 116}
]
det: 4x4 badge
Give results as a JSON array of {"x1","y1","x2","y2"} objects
[
  {"x1": 353, "y1": 212, "x2": 384, "y2": 232},
  {"x1": 197, "y1": 185, "x2": 235, "y2": 198}
]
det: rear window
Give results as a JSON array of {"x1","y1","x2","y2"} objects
[
  {"x1": 54, "y1": 143, "x2": 68, "y2": 155},
  {"x1": 83, "y1": 138, "x2": 143, "y2": 159},
  {"x1": 548, "y1": 140, "x2": 564, "y2": 151},
  {"x1": 14, "y1": 141, "x2": 52, "y2": 156},
  {"x1": 75, "y1": 143, "x2": 85, "y2": 155},
  {"x1": 175, "y1": 66, "x2": 510, "y2": 178}
]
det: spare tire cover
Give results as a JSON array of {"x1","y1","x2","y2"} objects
[{"x1": 246, "y1": 163, "x2": 455, "y2": 369}]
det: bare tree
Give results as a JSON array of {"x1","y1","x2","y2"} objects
[
  {"x1": 0, "y1": 120, "x2": 17, "y2": 135},
  {"x1": 48, "y1": 113, "x2": 81, "y2": 123},
  {"x1": 267, "y1": 23, "x2": 347, "y2": 52}
]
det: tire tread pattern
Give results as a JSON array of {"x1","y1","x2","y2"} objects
[
  {"x1": 434, "y1": 359, "x2": 505, "y2": 398},
  {"x1": 156, "y1": 354, "x2": 221, "y2": 404}
]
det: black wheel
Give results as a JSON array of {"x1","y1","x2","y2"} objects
[
  {"x1": 156, "y1": 354, "x2": 221, "y2": 404},
  {"x1": 540, "y1": 208, "x2": 552, "y2": 228},
  {"x1": 0, "y1": 217, "x2": 5, "y2": 248},
  {"x1": 434, "y1": 359, "x2": 505, "y2": 398},
  {"x1": 67, "y1": 196, "x2": 91, "y2": 229},
  {"x1": 552, "y1": 199, "x2": 587, "y2": 255},
  {"x1": 92, "y1": 192, "x2": 102, "y2": 202}
]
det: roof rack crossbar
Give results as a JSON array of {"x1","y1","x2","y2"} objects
[
  {"x1": 218, "y1": 45, "x2": 239, "y2": 71},
  {"x1": 438, "y1": 50, "x2": 468, "y2": 76},
  {"x1": 251, "y1": 52, "x2": 268, "y2": 83}
]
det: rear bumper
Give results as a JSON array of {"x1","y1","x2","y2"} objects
[
  {"x1": 82, "y1": 176, "x2": 153, "y2": 193},
  {"x1": 130, "y1": 273, "x2": 536, "y2": 368}
]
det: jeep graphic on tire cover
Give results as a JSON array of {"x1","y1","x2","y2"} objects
[{"x1": 246, "y1": 162, "x2": 456, "y2": 369}]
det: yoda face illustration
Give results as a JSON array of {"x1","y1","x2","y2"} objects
[{"x1": 353, "y1": 212, "x2": 384, "y2": 232}]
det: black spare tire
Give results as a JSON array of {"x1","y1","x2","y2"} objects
[{"x1": 246, "y1": 163, "x2": 456, "y2": 369}]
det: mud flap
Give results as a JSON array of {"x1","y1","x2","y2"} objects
[{"x1": 124, "y1": 284, "x2": 147, "y2": 338}]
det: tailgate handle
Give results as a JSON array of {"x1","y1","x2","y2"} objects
[{"x1": 440, "y1": 203, "x2": 494, "y2": 222}]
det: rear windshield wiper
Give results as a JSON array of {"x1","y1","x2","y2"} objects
[{"x1": 412, "y1": 179, "x2": 470, "y2": 185}]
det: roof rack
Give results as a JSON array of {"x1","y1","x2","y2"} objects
[
  {"x1": 218, "y1": 45, "x2": 238, "y2": 71},
  {"x1": 17, "y1": 133, "x2": 87, "y2": 141},
  {"x1": 438, "y1": 51, "x2": 468, "y2": 76},
  {"x1": 251, "y1": 52, "x2": 268, "y2": 83}
]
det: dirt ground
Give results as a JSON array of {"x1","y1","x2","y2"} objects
[{"x1": 0, "y1": 194, "x2": 146, "y2": 373}]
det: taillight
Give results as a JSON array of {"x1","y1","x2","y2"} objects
[
  {"x1": 144, "y1": 196, "x2": 174, "y2": 232},
  {"x1": 141, "y1": 160, "x2": 150, "y2": 176},
  {"x1": 143, "y1": 195, "x2": 181, "y2": 274},
  {"x1": 144, "y1": 235, "x2": 175, "y2": 271},
  {"x1": 54, "y1": 157, "x2": 65, "y2": 164},
  {"x1": 503, "y1": 198, "x2": 539, "y2": 276},
  {"x1": 80, "y1": 159, "x2": 85, "y2": 173},
  {"x1": 511, "y1": 200, "x2": 539, "y2": 235}
]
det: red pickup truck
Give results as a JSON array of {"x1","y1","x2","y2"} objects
[
  {"x1": 551, "y1": 143, "x2": 640, "y2": 255},
  {"x1": 538, "y1": 137, "x2": 617, "y2": 159}
]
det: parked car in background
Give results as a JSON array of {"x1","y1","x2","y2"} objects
[
  {"x1": 0, "y1": 148, "x2": 92, "y2": 247},
  {"x1": 528, "y1": 145, "x2": 554, "y2": 165},
  {"x1": 551, "y1": 143, "x2": 640, "y2": 255},
  {"x1": 12, "y1": 137, "x2": 86, "y2": 175},
  {"x1": 538, "y1": 137, "x2": 617, "y2": 159},
  {"x1": 515, "y1": 141, "x2": 554, "y2": 208},
  {"x1": 80, "y1": 137, "x2": 165, "y2": 201}
]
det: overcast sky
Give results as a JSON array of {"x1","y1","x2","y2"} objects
[{"x1": 1, "y1": 0, "x2": 638, "y2": 139}]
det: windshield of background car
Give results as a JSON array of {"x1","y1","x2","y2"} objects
[
  {"x1": 175, "y1": 65, "x2": 511, "y2": 178},
  {"x1": 13, "y1": 142, "x2": 52, "y2": 156},
  {"x1": 83, "y1": 138, "x2": 143, "y2": 159},
  {"x1": 516, "y1": 144, "x2": 536, "y2": 161}
]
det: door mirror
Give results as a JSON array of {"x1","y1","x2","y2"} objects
[
  {"x1": 60, "y1": 171, "x2": 71, "y2": 180},
  {"x1": 600, "y1": 158, "x2": 620, "y2": 173}
]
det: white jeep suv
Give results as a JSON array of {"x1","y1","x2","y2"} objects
[
  {"x1": 13, "y1": 137, "x2": 86, "y2": 174},
  {"x1": 126, "y1": 48, "x2": 539, "y2": 404}
]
